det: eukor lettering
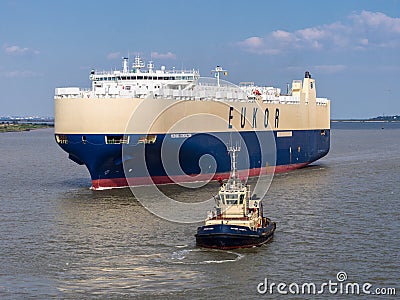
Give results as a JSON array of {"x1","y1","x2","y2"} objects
[
  {"x1": 264, "y1": 108, "x2": 269, "y2": 128},
  {"x1": 240, "y1": 107, "x2": 246, "y2": 128},
  {"x1": 252, "y1": 107, "x2": 258, "y2": 128},
  {"x1": 228, "y1": 106, "x2": 234, "y2": 129},
  {"x1": 228, "y1": 106, "x2": 276, "y2": 129},
  {"x1": 275, "y1": 108, "x2": 280, "y2": 128}
]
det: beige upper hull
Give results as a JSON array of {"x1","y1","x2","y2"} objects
[{"x1": 54, "y1": 96, "x2": 330, "y2": 135}]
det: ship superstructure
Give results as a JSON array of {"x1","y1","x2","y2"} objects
[{"x1": 54, "y1": 55, "x2": 330, "y2": 189}]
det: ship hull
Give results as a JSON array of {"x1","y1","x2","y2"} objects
[
  {"x1": 54, "y1": 72, "x2": 330, "y2": 190},
  {"x1": 195, "y1": 222, "x2": 276, "y2": 250},
  {"x1": 55, "y1": 129, "x2": 330, "y2": 189}
]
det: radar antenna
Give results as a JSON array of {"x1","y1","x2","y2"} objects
[
  {"x1": 147, "y1": 61, "x2": 154, "y2": 73},
  {"x1": 133, "y1": 55, "x2": 145, "y2": 73}
]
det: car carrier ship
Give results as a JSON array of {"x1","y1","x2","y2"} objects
[{"x1": 54, "y1": 56, "x2": 330, "y2": 190}]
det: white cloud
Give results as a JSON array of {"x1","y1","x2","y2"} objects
[
  {"x1": 238, "y1": 36, "x2": 281, "y2": 54},
  {"x1": 3, "y1": 70, "x2": 43, "y2": 78},
  {"x1": 107, "y1": 51, "x2": 121, "y2": 60},
  {"x1": 272, "y1": 30, "x2": 295, "y2": 42},
  {"x1": 4, "y1": 45, "x2": 39, "y2": 55},
  {"x1": 241, "y1": 36, "x2": 263, "y2": 48},
  {"x1": 150, "y1": 51, "x2": 176, "y2": 59},
  {"x1": 351, "y1": 10, "x2": 400, "y2": 33},
  {"x1": 238, "y1": 10, "x2": 400, "y2": 55},
  {"x1": 297, "y1": 27, "x2": 326, "y2": 41},
  {"x1": 238, "y1": 34, "x2": 287, "y2": 55}
]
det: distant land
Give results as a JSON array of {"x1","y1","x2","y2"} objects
[
  {"x1": 1, "y1": 115, "x2": 399, "y2": 133},
  {"x1": 0, "y1": 116, "x2": 54, "y2": 133},
  {"x1": 2, "y1": 115, "x2": 399, "y2": 123},
  {"x1": 332, "y1": 115, "x2": 399, "y2": 122},
  {"x1": 0, "y1": 116, "x2": 54, "y2": 123}
]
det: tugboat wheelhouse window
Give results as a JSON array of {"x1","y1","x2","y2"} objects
[{"x1": 225, "y1": 193, "x2": 238, "y2": 205}]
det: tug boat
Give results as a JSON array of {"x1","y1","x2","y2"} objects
[{"x1": 195, "y1": 146, "x2": 276, "y2": 249}]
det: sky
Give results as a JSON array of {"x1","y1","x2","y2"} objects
[{"x1": 1, "y1": 0, "x2": 400, "y2": 118}]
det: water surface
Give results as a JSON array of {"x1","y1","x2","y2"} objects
[{"x1": 0, "y1": 127, "x2": 399, "y2": 299}]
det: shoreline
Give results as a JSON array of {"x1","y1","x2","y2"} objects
[
  {"x1": 1, "y1": 119, "x2": 398, "y2": 133},
  {"x1": 331, "y1": 120, "x2": 400, "y2": 123},
  {"x1": 0, "y1": 123, "x2": 53, "y2": 133}
]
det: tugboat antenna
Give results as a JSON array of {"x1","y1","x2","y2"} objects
[{"x1": 227, "y1": 144, "x2": 240, "y2": 179}]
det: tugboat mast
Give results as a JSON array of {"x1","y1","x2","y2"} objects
[{"x1": 227, "y1": 145, "x2": 240, "y2": 180}]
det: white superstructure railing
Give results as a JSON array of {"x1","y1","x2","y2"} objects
[
  {"x1": 54, "y1": 84, "x2": 308, "y2": 104},
  {"x1": 55, "y1": 56, "x2": 329, "y2": 105}
]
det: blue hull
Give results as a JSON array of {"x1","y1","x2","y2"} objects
[
  {"x1": 195, "y1": 222, "x2": 276, "y2": 249},
  {"x1": 55, "y1": 129, "x2": 330, "y2": 188}
]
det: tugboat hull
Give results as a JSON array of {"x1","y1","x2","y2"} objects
[{"x1": 195, "y1": 222, "x2": 276, "y2": 250}]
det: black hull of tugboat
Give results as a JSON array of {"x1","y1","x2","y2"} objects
[{"x1": 195, "y1": 221, "x2": 276, "y2": 250}]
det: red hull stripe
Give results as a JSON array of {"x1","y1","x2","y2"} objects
[{"x1": 91, "y1": 163, "x2": 308, "y2": 190}]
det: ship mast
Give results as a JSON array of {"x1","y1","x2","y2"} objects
[
  {"x1": 132, "y1": 55, "x2": 145, "y2": 73},
  {"x1": 122, "y1": 57, "x2": 129, "y2": 73},
  {"x1": 211, "y1": 66, "x2": 227, "y2": 87}
]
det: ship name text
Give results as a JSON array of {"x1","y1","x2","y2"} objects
[{"x1": 228, "y1": 106, "x2": 279, "y2": 129}]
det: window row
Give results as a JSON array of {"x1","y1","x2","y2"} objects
[{"x1": 95, "y1": 76, "x2": 195, "y2": 81}]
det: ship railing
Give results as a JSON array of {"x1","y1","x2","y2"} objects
[
  {"x1": 316, "y1": 97, "x2": 329, "y2": 105},
  {"x1": 55, "y1": 86, "x2": 318, "y2": 105},
  {"x1": 153, "y1": 86, "x2": 248, "y2": 101},
  {"x1": 277, "y1": 95, "x2": 301, "y2": 104},
  {"x1": 94, "y1": 69, "x2": 199, "y2": 76},
  {"x1": 55, "y1": 89, "x2": 301, "y2": 104},
  {"x1": 54, "y1": 88, "x2": 91, "y2": 99}
]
